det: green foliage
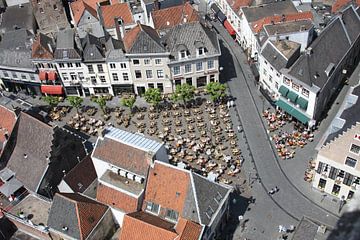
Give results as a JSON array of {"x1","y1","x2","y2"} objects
[
  {"x1": 144, "y1": 88, "x2": 162, "y2": 107},
  {"x1": 121, "y1": 96, "x2": 136, "y2": 112},
  {"x1": 171, "y1": 83, "x2": 195, "y2": 106},
  {"x1": 67, "y1": 96, "x2": 83, "y2": 113},
  {"x1": 43, "y1": 96, "x2": 60, "y2": 108},
  {"x1": 92, "y1": 96, "x2": 107, "y2": 113},
  {"x1": 206, "y1": 82, "x2": 227, "y2": 102}
]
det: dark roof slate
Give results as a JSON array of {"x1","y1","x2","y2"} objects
[{"x1": 261, "y1": 42, "x2": 288, "y2": 71}]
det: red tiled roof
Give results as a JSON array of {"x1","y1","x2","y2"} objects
[
  {"x1": 96, "y1": 183, "x2": 140, "y2": 212},
  {"x1": 92, "y1": 136, "x2": 151, "y2": 176},
  {"x1": 332, "y1": 0, "x2": 352, "y2": 13},
  {"x1": 152, "y1": 3, "x2": 199, "y2": 31},
  {"x1": 252, "y1": 11, "x2": 313, "y2": 33},
  {"x1": 70, "y1": 0, "x2": 107, "y2": 24},
  {"x1": 119, "y1": 212, "x2": 178, "y2": 240},
  {"x1": 226, "y1": 0, "x2": 252, "y2": 12},
  {"x1": 143, "y1": 163, "x2": 191, "y2": 215},
  {"x1": 100, "y1": 3, "x2": 134, "y2": 28},
  {"x1": 57, "y1": 193, "x2": 108, "y2": 240},
  {"x1": 31, "y1": 34, "x2": 54, "y2": 60},
  {"x1": 123, "y1": 24, "x2": 142, "y2": 52},
  {"x1": 176, "y1": 218, "x2": 202, "y2": 240},
  {"x1": 0, "y1": 106, "x2": 17, "y2": 156}
]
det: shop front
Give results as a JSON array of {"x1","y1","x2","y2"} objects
[{"x1": 2, "y1": 79, "x2": 41, "y2": 96}]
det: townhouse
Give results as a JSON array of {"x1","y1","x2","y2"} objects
[
  {"x1": 165, "y1": 21, "x2": 221, "y2": 88},
  {"x1": 313, "y1": 83, "x2": 360, "y2": 200},
  {"x1": 91, "y1": 127, "x2": 169, "y2": 224},
  {"x1": 258, "y1": 5, "x2": 360, "y2": 126},
  {"x1": 123, "y1": 23, "x2": 172, "y2": 95},
  {"x1": 141, "y1": 0, "x2": 184, "y2": 25}
]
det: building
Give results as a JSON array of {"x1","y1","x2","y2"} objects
[
  {"x1": 150, "y1": 2, "x2": 199, "y2": 35},
  {"x1": 0, "y1": 112, "x2": 87, "y2": 198},
  {"x1": 0, "y1": 3, "x2": 37, "y2": 34},
  {"x1": 31, "y1": 33, "x2": 64, "y2": 96},
  {"x1": 91, "y1": 127, "x2": 169, "y2": 224},
  {"x1": 312, "y1": 82, "x2": 360, "y2": 201},
  {"x1": 123, "y1": 23, "x2": 172, "y2": 95},
  {"x1": 165, "y1": 21, "x2": 221, "y2": 88},
  {"x1": 99, "y1": 2, "x2": 136, "y2": 40},
  {"x1": 0, "y1": 106, "x2": 17, "y2": 162},
  {"x1": 47, "y1": 193, "x2": 116, "y2": 240},
  {"x1": 54, "y1": 28, "x2": 87, "y2": 96},
  {"x1": 30, "y1": 0, "x2": 69, "y2": 37},
  {"x1": 0, "y1": 30, "x2": 41, "y2": 95},
  {"x1": 4, "y1": 0, "x2": 29, "y2": 7},
  {"x1": 69, "y1": 0, "x2": 108, "y2": 38},
  {"x1": 258, "y1": 5, "x2": 360, "y2": 126},
  {"x1": 140, "y1": 0, "x2": 184, "y2": 25},
  {"x1": 119, "y1": 161, "x2": 233, "y2": 240}
]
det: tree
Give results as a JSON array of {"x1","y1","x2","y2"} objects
[
  {"x1": 144, "y1": 88, "x2": 162, "y2": 107},
  {"x1": 67, "y1": 96, "x2": 83, "y2": 113},
  {"x1": 43, "y1": 96, "x2": 60, "y2": 110},
  {"x1": 206, "y1": 82, "x2": 227, "y2": 103},
  {"x1": 171, "y1": 83, "x2": 195, "y2": 107},
  {"x1": 121, "y1": 96, "x2": 136, "y2": 113},
  {"x1": 92, "y1": 96, "x2": 107, "y2": 114}
]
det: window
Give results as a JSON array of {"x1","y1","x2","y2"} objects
[
  {"x1": 292, "y1": 83, "x2": 299, "y2": 91},
  {"x1": 91, "y1": 76, "x2": 96, "y2": 83},
  {"x1": 318, "y1": 178, "x2": 326, "y2": 189},
  {"x1": 302, "y1": 88, "x2": 309, "y2": 97},
  {"x1": 146, "y1": 202, "x2": 159, "y2": 214},
  {"x1": 110, "y1": 63, "x2": 116, "y2": 69},
  {"x1": 175, "y1": 80, "x2": 181, "y2": 86},
  {"x1": 87, "y1": 65, "x2": 94, "y2": 73},
  {"x1": 350, "y1": 144, "x2": 360, "y2": 154},
  {"x1": 264, "y1": 60, "x2": 268, "y2": 65},
  {"x1": 148, "y1": 83, "x2": 154, "y2": 88},
  {"x1": 120, "y1": 63, "x2": 126, "y2": 69},
  {"x1": 112, "y1": 73, "x2": 119, "y2": 81},
  {"x1": 3, "y1": 71, "x2": 9, "y2": 77},
  {"x1": 198, "y1": 47, "x2": 205, "y2": 56},
  {"x1": 345, "y1": 157, "x2": 357, "y2": 168},
  {"x1": 283, "y1": 77, "x2": 290, "y2": 86},
  {"x1": 269, "y1": 76, "x2": 273, "y2": 83},
  {"x1": 58, "y1": 63, "x2": 64, "y2": 68},
  {"x1": 157, "y1": 70, "x2": 164, "y2": 78},
  {"x1": 348, "y1": 191, "x2": 354, "y2": 199},
  {"x1": 135, "y1": 70, "x2": 142, "y2": 79},
  {"x1": 210, "y1": 74, "x2": 215, "y2": 82},
  {"x1": 21, "y1": 74, "x2": 26, "y2": 80},
  {"x1": 208, "y1": 60, "x2": 214, "y2": 69},
  {"x1": 276, "y1": 72, "x2": 280, "y2": 77},
  {"x1": 97, "y1": 64, "x2": 104, "y2": 73},
  {"x1": 75, "y1": 63, "x2": 81, "y2": 67},
  {"x1": 30, "y1": 75, "x2": 35, "y2": 80},
  {"x1": 173, "y1": 66, "x2": 180, "y2": 75},
  {"x1": 331, "y1": 184, "x2": 341, "y2": 195},
  {"x1": 146, "y1": 70, "x2": 153, "y2": 79},
  {"x1": 179, "y1": 50, "x2": 187, "y2": 59},
  {"x1": 329, "y1": 167, "x2": 338, "y2": 180},
  {"x1": 186, "y1": 77, "x2": 192, "y2": 85},
  {"x1": 263, "y1": 69, "x2": 267, "y2": 76},
  {"x1": 157, "y1": 83, "x2": 164, "y2": 92},
  {"x1": 123, "y1": 73, "x2": 129, "y2": 81},
  {"x1": 78, "y1": 72, "x2": 84, "y2": 80},
  {"x1": 185, "y1": 64, "x2": 192, "y2": 73},
  {"x1": 196, "y1": 62, "x2": 203, "y2": 71},
  {"x1": 70, "y1": 72, "x2": 77, "y2": 80},
  {"x1": 165, "y1": 209, "x2": 179, "y2": 222},
  {"x1": 343, "y1": 173, "x2": 354, "y2": 186},
  {"x1": 67, "y1": 63, "x2": 73, "y2": 68},
  {"x1": 62, "y1": 73, "x2": 69, "y2": 80},
  {"x1": 316, "y1": 162, "x2": 324, "y2": 174},
  {"x1": 144, "y1": 59, "x2": 150, "y2": 65},
  {"x1": 11, "y1": 72, "x2": 17, "y2": 78},
  {"x1": 100, "y1": 76, "x2": 106, "y2": 82},
  {"x1": 133, "y1": 59, "x2": 140, "y2": 65},
  {"x1": 155, "y1": 59, "x2": 162, "y2": 65}
]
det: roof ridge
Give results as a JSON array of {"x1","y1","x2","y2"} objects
[{"x1": 189, "y1": 172, "x2": 202, "y2": 225}]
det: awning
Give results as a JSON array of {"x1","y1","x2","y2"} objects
[
  {"x1": 278, "y1": 86, "x2": 289, "y2": 97},
  {"x1": 39, "y1": 71, "x2": 47, "y2": 81},
  {"x1": 224, "y1": 20, "x2": 236, "y2": 36},
  {"x1": 276, "y1": 99, "x2": 310, "y2": 124},
  {"x1": 287, "y1": 91, "x2": 298, "y2": 103},
  {"x1": 0, "y1": 177, "x2": 23, "y2": 197},
  {"x1": 296, "y1": 97, "x2": 308, "y2": 110},
  {"x1": 48, "y1": 71, "x2": 57, "y2": 81},
  {"x1": 41, "y1": 85, "x2": 64, "y2": 95}
]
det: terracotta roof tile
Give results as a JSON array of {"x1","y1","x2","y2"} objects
[
  {"x1": 92, "y1": 136, "x2": 151, "y2": 176},
  {"x1": 96, "y1": 183, "x2": 140, "y2": 212},
  {"x1": 31, "y1": 33, "x2": 54, "y2": 60},
  {"x1": 143, "y1": 163, "x2": 190, "y2": 215},
  {"x1": 70, "y1": 0, "x2": 107, "y2": 24},
  {"x1": 226, "y1": 0, "x2": 252, "y2": 12},
  {"x1": 119, "y1": 212, "x2": 178, "y2": 240},
  {"x1": 152, "y1": 3, "x2": 199, "y2": 31},
  {"x1": 332, "y1": 0, "x2": 352, "y2": 13},
  {"x1": 100, "y1": 3, "x2": 134, "y2": 28},
  {"x1": 176, "y1": 218, "x2": 202, "y2": 240},
  {"x1": 0, "y1": 106, "x2": 16, "y2": 156},
  {"x1": 252, "y1": 11, "x2": 313, "y2": 33}
]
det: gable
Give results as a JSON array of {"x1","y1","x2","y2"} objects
[{"x1": 78, "y1": 10, "x2": 99, "y2": 26}]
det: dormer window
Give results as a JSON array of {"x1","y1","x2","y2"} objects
[
  {"x1": 179, "y1": 50, "x2": 188, "y2": 59},
  {"x1": 146, "y1": 202, "x2": 160, "y2": 215},
  {"x1": 165, "y1": 209, "x2": 179, "y2": 222},
  {"x1": 198, "y1": 47, "x2": 205, "y2": 56}
]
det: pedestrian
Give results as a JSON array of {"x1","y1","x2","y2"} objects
[
  {"x1": 237, "y1": 125, "x2": 241, "y2": 133},
  {"x1": 230, "y1": 100, "x2": 234, "y2": 107},
  {"x1": 227, "y1": 101, "x2": 230, "y2": 109},
  {"x1": 268, "y1": 188, "x2": 275, "y2": 195}
]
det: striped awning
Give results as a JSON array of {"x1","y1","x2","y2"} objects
[{"x1": 276, "y1": 99, "x2": 309, "y2": 124}]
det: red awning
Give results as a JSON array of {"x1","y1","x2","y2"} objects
[
  {"x1": 47, "y1": 71, "x2": 57, "y2": 81},
  {"x1": 224, "y1": 20, "x2": 236, "y2": 36},
  {"x1": 39, "y1": 71, "x2": 47, "y2": 81},
  {"x1": 41, "y1": 85, "x2": 64, "y2": 95}
]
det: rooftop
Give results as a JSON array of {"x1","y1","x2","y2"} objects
[
  {"x1": 100, "y1": 2, "x2": 134, "y2": 28},
  {"x1": 0, "y1": 3, "x2": 35, "y2": 34},
  {"x1": 0, "y1": 106, "x2": 17, "y2": 157},
  {"x1": 70, "y1": 0, "x2": 108, "y2": 24},
  {"x1": 100, "y1": 170, "x2": 144, "y2": 196},
  {"x1": 263, "y1": 19, "x2": 313, "y2": 36},
  {"x1": 226, "y1": 0, "x2": 252, "y2": 12},
  {"x1": 9, "y1": 194, "x2": 51, "y2": 226}
]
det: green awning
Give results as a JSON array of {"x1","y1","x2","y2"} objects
[
  {"x1": 276, "y1": 99, "x2": 310, "y2": 124},
  {"x1": 296, "y1": 97, "x2": 308, "y2": 110},
  {"x1": 278, "y1": 86, "x2": 289, "y2": 97},
  {"x1": 287, "y1": 91, "x2": 298, "y2": 103}
]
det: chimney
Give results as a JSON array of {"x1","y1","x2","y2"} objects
[
  {"x1": 114, "y1": 17, "x2": 125, "y2": 40},
  {"x1": 153, "y1": 0, "x2": 160, "y2": 11}
]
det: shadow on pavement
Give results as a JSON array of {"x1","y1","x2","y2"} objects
[{"x1": 219, "y1": 39, "x2": 237, "y2": 84}]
